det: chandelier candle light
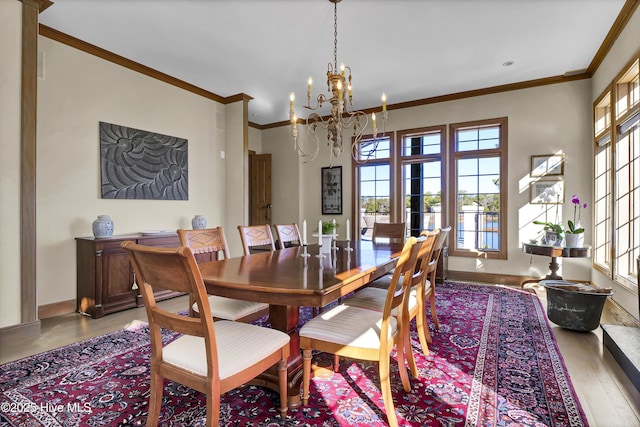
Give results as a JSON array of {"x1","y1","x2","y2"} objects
[{"x1": 289, "y1": 0, "x2": 388, "y2": 164}]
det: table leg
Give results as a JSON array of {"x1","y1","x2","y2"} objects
[
  {"x1": 268, "y1": 305, "x2": 303, "y2": 408},
  {"x1": 545, "y1": 256, "x2": 563, "y2": 280}
]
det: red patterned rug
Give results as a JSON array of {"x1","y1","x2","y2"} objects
[{"x1": 0, "y1": 281, "x2": 588, "y2": 426}]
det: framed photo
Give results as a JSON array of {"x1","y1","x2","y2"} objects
[
  {"x1": 321, "y1": 166, "x2": 342, "y2": 214},
  {"x1": 530, "y1": 179, "x2": 565, "y2": 204},
  {"x1": 531, "y1": 154, "x2": 565, "y2": 177}
]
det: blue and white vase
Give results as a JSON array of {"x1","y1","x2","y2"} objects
[
  {"x1": 192, "y1": 215, "x2": 207, "y2": 230},
  {"x1": 92, "y1": 215, "x2": 114, "y2": 238}
]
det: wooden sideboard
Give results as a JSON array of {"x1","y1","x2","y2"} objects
[{"x1": 76, "y1": 233, "x2": 184, "y2": 318}]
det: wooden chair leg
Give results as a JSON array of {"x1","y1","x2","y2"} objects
[
  {"x1": 416, "y1": 294, "x2": 432, "y2": 352},
  {"x1": 302, "y1": 349, "x2": 312, "y2": 405},
  {"x1": 403, "y1": 318, "x2": 419, "y2": 377},
  {"x1": 277, "y1": 358, "x2": 288, "y2": 418},
  {"x1": 146, "y1": 371, "x2": 164, "y2": 427},
  {"x1": 379, "y1": 354, "x2": 399, "y2": 427},
  {"x1": 429, "y1": 293, "x2": 440, "y2": 330},
  {"x1": 205, "y1": 391, "x2": 219, "y2": 427},
  {"x1": 333, "y1": 354, "x2": 340, "y2": 372},
  {"x1": 394, "y1": 335, "x2": 411, "y2": 393}
]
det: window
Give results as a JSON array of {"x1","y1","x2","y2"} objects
[
  {"x1": 448, "y1": 118, "x2": 508, "y2": 259},
  {"x1": 595, "y1": 55, "x2": 640, "y2": 289},
  {"x1": 593, "y1": 90, "x2": 613, "y2": 272},
  {"x1": 353, "y1": 136, "x2": 394, "y2": 239},
  {"x1": 614, "y1": 108, "x2": 639, "y2": 286},
  {"x1": 397, "y1": 127, "x2": 445, "y2": 237}
]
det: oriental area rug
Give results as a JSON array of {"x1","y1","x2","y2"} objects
[{"x1": 0, "y1": 281, "x2": 588, "y2": 426}]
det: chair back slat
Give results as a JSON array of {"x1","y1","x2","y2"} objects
[
  {"x1": 274, "y1": 224, "x2": 302, "y2": 249},
  {"x1": 238, "y1": 225, "x2": 276, "y2": 254},
  {"x1": 178, "y1": 227, "x2": 230, "y2": 259},
  {"x1": 413, "y1": 230, "x2": 439, "y2": 286},
  {"x1": 372, "y1": 222, "x2": 406, "y2": 244},
  {"x1": 427, "y1": 226, "x2": 451, "y2": 275},
  {"x1": 383, "y1": 236, "x2": 424, "y2": 315}
]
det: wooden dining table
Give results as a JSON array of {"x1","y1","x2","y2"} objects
[{"x1": 197, "y1": 240, "x2": 404, "y2": 406}]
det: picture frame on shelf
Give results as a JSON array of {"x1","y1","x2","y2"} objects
[
  {"x1": 530, "y1": 178, "x2": 565, "y2": 204},
  {"x1": 321, "y1": 166, "x2": 342, "y2": 214},
  {"x1": 530, "y1": 154, "x2": 565, "y2": 177}
]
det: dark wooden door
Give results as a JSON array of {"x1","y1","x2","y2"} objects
[{"x1": 250, "y1": 153, "x2": 272, "y2": 226}]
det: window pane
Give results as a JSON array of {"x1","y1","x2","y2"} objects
[
  {"x1": 356, "y1": 150, "x2": 392, "y2": 239},
  {"x1": 613, "y1": 120, "x2": 639, "y2": 283},
  {"x1": 402, "y1": 133, "x2": 441, "y2": 156},
  {"x1": 358, "y1": 137, "x2": 391, "y2": 160},
  {"x1": 402, "y1": 162, "x2": 442, "y2": 235},
  {"x1": 456, "y1": 126, "x2": 501, "y2": 151}
]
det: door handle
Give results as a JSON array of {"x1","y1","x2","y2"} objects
[{"x1": 265, "y1": 203, "x2": 272, "y2": 220}]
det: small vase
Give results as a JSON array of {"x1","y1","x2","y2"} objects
[
  {"x1": 565, "y1": 233, "x2": 584, "y2": 248},
  {"x1": 92, "y1": 215, "x2": 114, "y2": 238},
  {"x1": 192, "y1": 215, "x2": 207, "y2": 230}
]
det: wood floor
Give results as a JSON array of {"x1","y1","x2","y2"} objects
[{"x1": 1, "y1": 288, "x2": 640, "y2": 426}]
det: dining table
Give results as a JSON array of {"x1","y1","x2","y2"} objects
[{"x1": 197, "y1": 239, "x2": 404, "y2": 407}]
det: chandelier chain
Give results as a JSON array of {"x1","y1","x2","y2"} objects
[{"x1": 333, "y1": 1, "x2": 338, "y2": 72}]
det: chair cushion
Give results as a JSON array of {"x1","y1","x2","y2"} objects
[
  {"x1": 299, "y1": 304, "x2": 397, "y2": 349},
  {"x1": 192, "y1": 296, "x2": 268, "y2": 321},
  {"x1": 343, "y1": 286, "x2": 418, "y2": 316},
  {"x1": 163, "y1": 320, "x2": 289, "y2": 379}
]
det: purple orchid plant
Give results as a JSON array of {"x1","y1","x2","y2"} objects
[{"x1": 567, "y1": 193, "x2": 587, "y2": 234}]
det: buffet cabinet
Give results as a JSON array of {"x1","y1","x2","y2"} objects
[{"x1": 76, "y1": 233, "x2": 183, "y2": 318}]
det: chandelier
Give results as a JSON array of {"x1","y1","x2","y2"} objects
[{"x1": 289, "y1": 0, "x2": 388, "y2": 164}]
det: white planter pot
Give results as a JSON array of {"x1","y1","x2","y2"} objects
[{"x1": 564, "y1": 233, "x2": 584, "y2": 248}]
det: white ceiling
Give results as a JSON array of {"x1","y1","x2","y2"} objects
[{"x1": 39, "y1": 0, "x2": 627, "y2": 126}]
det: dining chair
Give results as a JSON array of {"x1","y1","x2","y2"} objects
[
  {"x1": 342, "y1": 229, "x2": 439, "y2": 364},
  {"x1": 238, "y1": 224, "x2": 276, "y2": 255},
  {"x1": 300, "y1": 236, "x2": 424, "y2": 427},
  {"x1": 273, "y1": 223, "x2": 302, "y2": 249},
  {"x1": 372, "y1": 222, "x2": 406, "y2": 244},
  {"x1": 424, "y1": 226, "x2": 451, "y2": 333},
  {"x1": 178, "y1": 227, "x2": 269, "y2": 323},
  {"x1": 121, "y1": 241, "x2": 289, "y2": 427}
]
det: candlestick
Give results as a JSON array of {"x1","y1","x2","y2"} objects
[
  {"x1": 290, "y1": 92, "x2": 295, "y2": 111},
  {"x1": 300, "y1": 243, "x2": 310, "y2": 258},
  {"x1": 381, "y1": 93, "x2": 387, "y2": 111},
  {"x1": 318, "y1": 220, "x2": 322, "y2": 246}
]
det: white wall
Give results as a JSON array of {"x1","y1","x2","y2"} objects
[
  {"x1": 36, "y1": 36, "x2": 240, "y2": 307},
  {"x1": 0, "y1": 0, "x2": 23, "y2": 328},
  {"x1": 590, "y1": 7, "x2": 640, "y2": 317},
  {"x1": 262, "y1": 79, "x2": 593, "y2": 280}
]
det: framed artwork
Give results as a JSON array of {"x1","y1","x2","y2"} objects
[
  {"x1": 321, "y1": 166, "x2": 342, "y2": 214},
  {"x1": 530, "y1": 154, "x2": 565, "y2": 177},
  {"x1": 530, "y1": 179, "x2": 565, "y2": 204},
  {"x1": 99, "y1": 122, "x2": 188, "y2": 200}
]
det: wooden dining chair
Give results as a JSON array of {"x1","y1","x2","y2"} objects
[
  {"x1": 273, "y1": 223, "x2": 302, "y2": 249},
  {"x1": 121, "y1": 241, "x2": 290, "y2": 427},
  {"x1": 424, "y1": 226, "x2": 451, "y2": 334},
  {"x1": 178, "y1": 227, "x2": 269, "y2": 322},
  {"x1": 238, "y1": 224, "x2": 276, "y2": 255},
  {"x1": 342, "y1": 230, "x2": 439, "y2": 365},
  {"x1": 300, "y1": 236, "x2": 424, "y2": 427},
  {"x1": 372, "y1": 222, "x2": 406, "y2": 244}
]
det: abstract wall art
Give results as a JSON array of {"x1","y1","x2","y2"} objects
[{"x1": 99, "y1": 122, "x2": 188, "y2": 200}]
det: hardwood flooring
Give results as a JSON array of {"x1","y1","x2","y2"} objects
[{"x1": 1, "y1": 288, "x2": 640, "y2": 426}]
